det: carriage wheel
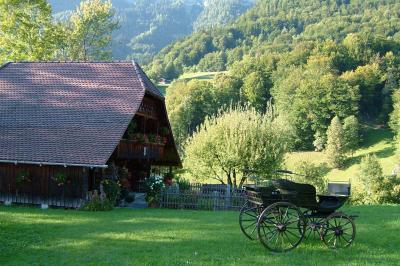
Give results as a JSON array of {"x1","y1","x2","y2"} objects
[
  {"x1": 321, "y1": 212, "x2": 356, "y2": 249},
  {"x1": 303, "y1": 210, "x2": 325, "y2": 239},
  {"x1": 239, "y1": 201, "x2": 261, "y2": 240},
  {"x1": 257, "y1": 202, "x2": 305, "y2": 252}
]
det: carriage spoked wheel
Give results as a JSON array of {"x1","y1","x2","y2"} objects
[
  {"x1": 303, "y1": 210, "x2": 325, "y2": 240},
  {"x1": 321, "y1": 212, "x2": 356, "y2": 249},
  {"x1": 239, "y1": 201, "x2": 261, "y2": 240},
  {"x1": 256, "y1": 202, "x2": 305, "y2": 252}
]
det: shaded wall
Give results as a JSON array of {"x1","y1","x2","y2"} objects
[{"x1": 0, "y1": 163, "x2": 88, "y2": 199}]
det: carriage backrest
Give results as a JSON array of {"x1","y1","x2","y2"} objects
[
  {"x1": 328, "y1": 182, "x2": 351, "y2": 196},
  {"x1": 271, "y1": 179, "x2": 317, "y2": 207}
]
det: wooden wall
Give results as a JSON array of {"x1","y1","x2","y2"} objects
[{"x1": 0, "y1": 163, "x2": 88, "y2": 199}]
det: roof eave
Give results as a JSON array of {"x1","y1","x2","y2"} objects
[{"x1": 0, "y1": 159, "x2": 108, "y2": 169}]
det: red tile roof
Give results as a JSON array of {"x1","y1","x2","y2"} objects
[{"x1": 0, "y1": 61, "x2": 164, "y2": 167}]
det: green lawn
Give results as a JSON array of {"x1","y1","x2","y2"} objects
[
  {"x1": 156, "y1": 71, "x2": 227, "y2": 96},
  {"x1": 286, "y1": 125, "x2": 397, "y2": 182},
  {"x1": 1, "y1": 205, "x2": 399, "y2": 265}
]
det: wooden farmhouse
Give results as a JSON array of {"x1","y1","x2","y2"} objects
[{"x1": 0, "y1": 61, "x2": 181, "y2": 207}]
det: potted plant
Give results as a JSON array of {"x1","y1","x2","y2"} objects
[
  {"x1": 15, "y1": 170, "x2": 31, "y2": 196},
  {"x1": 52, "y1": 171, "x2": 68, "y2": 187},
  {"x1": 148, "y1": 134, "x2": 157, "y2": 144}
]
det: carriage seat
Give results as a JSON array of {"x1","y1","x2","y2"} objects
[
  {"x1": 271, "y1": 179, "x2": 348, "y2": 212},
  {"x1": 271, "y1": 179, "x2": 317, "y2": 208}
]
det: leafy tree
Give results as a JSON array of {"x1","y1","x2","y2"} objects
[
  {"x1": 341, "y1": 63, "x2": 383, "y2": 118},
  {"x1": 0, "y1": 0, "x2": 55, "y2": 62},
  {"x1": 242, "y1": 71, "x2": 270, "y2": 112},
  {"x1": 183, "y1": 106, "x2": 293, "y2": 187},
  {"x1": 293, "y1": 161, "x2": 328, "y2": 193},
  {"x1": 325, "y1": 116, "x2": 346, "y2": 168},
  {"x1": 194, "y1": 0, "x2": 253, "y2": 31},
  {"x1": 166, "y1": 80, "x2": 216, "y2": 150},
  {"x1": 63, "y1": 0, "x2": 119, "y2": 60},
  {"x1": 343, "y1": 115, "x2": 360, "y2": 155},
  {"x1": 196, "y1": 52, "x2": 226, "y2": 72}
]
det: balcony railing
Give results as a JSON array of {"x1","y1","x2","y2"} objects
[{"x1": 116, "y1": 140, "x2": 165, "y2": 160}]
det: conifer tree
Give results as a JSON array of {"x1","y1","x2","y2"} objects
[
  {"x1": 343, "y1": 115, "x2": 360, "y2": 155},
  {"x1": 326, "y1": 116, "x2": 346, "y2": 168}
]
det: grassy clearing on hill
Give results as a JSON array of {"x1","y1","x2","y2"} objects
[
  {"x1": 156, "y1": 71, "x2": 227, "y2": 95},
  {"x1": 0, "y1": 205, "x2": 399, "y2": 265},
  {"x1": 285, "y1": 124, "x2": 397, "y2": 182}
]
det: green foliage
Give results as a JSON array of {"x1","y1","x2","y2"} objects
[
  {"x1": 15, "y1": 170, "x2": 30, "y2": 186},
  {"x1": 148, "y1": 0, "x2": 400, "y2": 79},
  {"x1": 145, "y1": 175, "x2": 165, "y2": 205},
  {"x1": 242, "y1": 71, "x2": 270, "y2": 112},
  {"x1": 326, "y1": 116, "x2": 346, "y2": 168},
  {"x1": 193, "y1": 0, "x2": 253, "y2": 31},
  {"x1": 52, "y1": 171, "x2": 67, "y2": 186},
  {"x1": 61, "y1": 0, "x2": 119, "y2": 61},
  {"x1": 102, "y1": 179, "x2": 120, "y2": 205},
  {"x1": 183, "y1": 106, "x2": 293, "y2": 187},
  {"x1": 175, "y1": 177, "x2": 190, "y2": 192},
  {"x1": 166, "y1": 80, "x2": 217, "y2": 149},
  {"x1": 293, "y1": 161, "x2": 328, "y2": 194},
  {"x1": 352, "y1": 154, "x2": 400, "y2": 204},
  {"x1": 343, "y1": 116, "x2": 360, "y2": 155},
  {"x1": 82, "y1": 190, "x2": 114, "y2": 211},
  {"x1": 0, "y1": 0, "x2": 55, "y2": 62}
]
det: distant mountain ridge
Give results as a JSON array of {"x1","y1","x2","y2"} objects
[{"x1": 48, "y1": 0, "x2": 255, "y2": 61}]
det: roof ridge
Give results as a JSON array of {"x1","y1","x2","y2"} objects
[
  {"x1": 131, "y1": 60, "x2": 165, "y2": 100},
  {"x1": 132, "y1": 60, "x2": 147, "y2": 94}
]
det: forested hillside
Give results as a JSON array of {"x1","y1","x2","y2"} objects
[
  {"x1": 49, "y1": 0, "x2": 254, "y2": 62},
  {"x1": 163, "y1": 0, "x2": 400, "y2": 155},
  {"x1": 147, "y1": 0, "x2": 400, "y2": 79}
]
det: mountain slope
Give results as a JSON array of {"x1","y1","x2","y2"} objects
[
  {"x1": 146, "y1": 0, "x2": 400, "y2": 80},
  {"x1": 48, "y1": 0, "x2": 255, "y2": 61}
]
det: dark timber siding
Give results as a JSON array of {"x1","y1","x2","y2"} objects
[{"x1": 0, "y1": 164, "x2": 88, "y2": 199}]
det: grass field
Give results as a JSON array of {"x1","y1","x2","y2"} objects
[
  {"x1": 156, "y1": 71, "x2": 227, "y2": 95},
  {"x1": 1, "y1": 205, "x2": 399, "y2": 265},
  {"x1": 286, "y1": 124, "x2": 397, "y2": 182}
]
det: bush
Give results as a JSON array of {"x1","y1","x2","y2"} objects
[
  {"x1": 351, "y1": 154, "x2": 400, "y2": 204},
  {"x1": 82, "y1": 191, "x2": 114, "y2": 211},
  {"x1": 175, "y1": 177, "x2": 190, "y2": 191},
  {"x1": 293, "y1": 161, "x2": 328, "y2": 193},
  {"x1": 145, "y1": 175, "x2": 165, "y2": 205},
  {"x1": 102, "y1": 179, "x2": 121, "y2": 205}
]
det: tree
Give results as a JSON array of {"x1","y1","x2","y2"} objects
[
  {"x1": 166, "y1": 80, "x2": 216, "y2": 150},
  {"x1": 183, "y1": 106, "x2": 293, "y2": 187},
  {"x1": 64, "y1": 0, "x2": 119, "y2": 60},
  {"x1": 325, "y1": 116, "x2": 346, "y2": 168},
  {"x1": 242, "y1": 71, "x2": 270, "y2": 112},
  {"x1": 343, "y1": 115, "x2": 360, "y2": 155},
  {"x1": 354, "y1": 154, "x2": 383, "y2": 204},
  {"x1": 0, "y1": 0, "x2": 55, "y2": 62}
]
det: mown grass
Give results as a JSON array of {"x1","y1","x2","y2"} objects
[
  {"x1": 156, "y1": 71, "x2": 227, "y2": 95},
  {"x1": 0, "y1": 205, "x2": 399, "y2": 265},
  {"x1": 286, "y1": 124, "x2": 397, "y2": 182}
]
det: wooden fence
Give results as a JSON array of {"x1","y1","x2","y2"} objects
[{"x1": 159, "y1": 183, "x2": 246, "y2": 211}]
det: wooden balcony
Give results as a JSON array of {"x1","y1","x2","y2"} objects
[{"x1": 116, "y1": 140, "x2": 165, "y2": 160}]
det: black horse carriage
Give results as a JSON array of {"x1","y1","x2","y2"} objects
[{"x1": 239, "y1": 170, "x2": 356, "y2": 252}]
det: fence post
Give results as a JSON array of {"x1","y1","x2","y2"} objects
[
  {"x1": 213, "y1": 191, "x2": 218, "y2": 211},
  {"x1": 225, "y1": 184, "x2": 231, "y2": 210}
]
